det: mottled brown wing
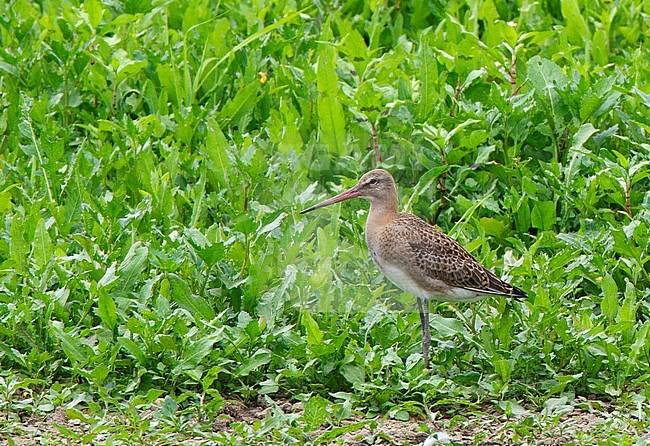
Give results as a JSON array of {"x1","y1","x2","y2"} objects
[{"x1": 397, "y1": 214, "x2": 526, "y2": 298}]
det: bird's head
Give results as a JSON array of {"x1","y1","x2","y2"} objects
[{"x1": 300, "y1": 169, "x2": 396, "y2": 214}]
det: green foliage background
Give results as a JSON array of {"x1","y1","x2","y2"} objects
[{"x1": 0, "y1": 0, "x2": 649, "y2": 443}]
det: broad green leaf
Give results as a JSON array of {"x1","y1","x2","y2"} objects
[
  {"x1": 118, "y1": 338, "x2": 147, "y2": 364},
  {"x1": 84, "y1": 0, "x2": 103, "y2": 29},
  {"x1": 203, "y1": 118, "x2": 230, "y2": 188},
  {"x1": 117, "y1": 241, "x2": 148, "y2": 291},
  {"x1": 50, "y1": 322, "x2": 87, "y2": 366},
  {"x1": 479, "y1": 217, "x2": 509, "y2": 239},
  {"x1": 592, "y1": 28, "x2": 608, "y2": 66},
  {"x1": 301, "y1": 311, "x2": 323, "y2": 345},
  {"x1": 341, "y1": 364, "x2": 365, "y2": 386},
  {"x1": 64, "y1": 177, "x2": 82, "y2": 225},
  {"x1": 600, "y1": 275, "x2": 619, "y2": 322},
  {"x1": 219, "y1": 82, "x2": 259, "y2": 127},
  {"x1": 237, "y1": 348, "x2": 272, "y2": 376},
  {"x1": 416, "y1": 42, "x2": 438, "y2": 120},
  {"x1": 303, "y1": 395, "x2": 330, "y2": 430},
  {"x1": 98, "y1": 262, "x2": 119, "y2": 289},
  {"x1": 91, "y1": 363, "x2": 110, "y2": 383},
  {"x1": 515, "y1": 196, "x2": 531, "y2": 232},
  {"x1": 561, "y1": 0, "x2": 590, "y2": 44},
  {"x1": 32, "y1": 218, "x2": 53, "y2": 269},
  {"x1": 531, "y1": 201, "x2": 556, "y2": 231},
  {"x1": 168, "y1": 274, "x2": 215, "y2": 321},
  {"x1": 571, "y1": 123, "x2": 597, "y2": 152},
  {"x1": 0, "y1": 342, "x2": 27, "y2": 368},
  {"x1": 430, "y1": 314, "x2": 469, "y2": 338},
  {"x1": 526, "y1": 56, "x2": 568, "y2": 94},
  {"x1": 317, "y1": 24, "x2": 346, "y2": 155},
  {"x1": 160, "y1": 396, "x2": 178, "y2": 417},
  {"x1": 66, "y1": 408, "x2": 96, "y2": 424},
  {"x1": 314, "y1": 421, "x2": 368, "y2": 444},
  {"x1": 494, "y1": 358, "x2": 514, "y2": 382},
  {"x1": 10, "y1": 215, "x2": 29, "y2": 272},
  {"x1": 182, "y1": 338, "x2": 217, "y2": 368},
  {"x1": 98, "y1": 292, "x2": 117, "y2": 331}
]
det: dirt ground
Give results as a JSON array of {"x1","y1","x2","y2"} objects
[{"x1": 2, "y1": 397, "x2": 648, "y2": 445}]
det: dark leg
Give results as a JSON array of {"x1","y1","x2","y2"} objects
[{"x1": 416, "y1": 297, "x2": 430, "y2": 369}]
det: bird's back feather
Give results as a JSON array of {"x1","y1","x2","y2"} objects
[{"x1": 368, "y1": 212, "x2": 526, "y2": 300}]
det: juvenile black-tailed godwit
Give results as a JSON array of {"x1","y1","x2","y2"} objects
[{"x1": 301, "y1": 169, "x2": 526, "y2": 369}]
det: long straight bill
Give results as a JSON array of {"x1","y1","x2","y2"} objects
[{"x1": 300, "y1": 188, "x2": 360, "y2": 214}]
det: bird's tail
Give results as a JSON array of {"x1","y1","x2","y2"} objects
[{"x1": 510, "y1": 284, "x2": 527, "y2": 299}]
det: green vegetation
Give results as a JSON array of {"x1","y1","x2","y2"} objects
[{"x1": 0, "y1": 0, "x2": 649, "y2": 444}]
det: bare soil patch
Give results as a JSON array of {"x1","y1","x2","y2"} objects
[{"x1": 1, "y1": 397, "x2": 647, "y2": 445}]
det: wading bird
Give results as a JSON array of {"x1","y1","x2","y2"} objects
[{"x1": 300, "y1": 169, "x2": 526, "y2": 369}]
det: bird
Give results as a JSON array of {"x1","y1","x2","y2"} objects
[{"x1": 300, "y1": 169, "x2": 526, "y2": 369}]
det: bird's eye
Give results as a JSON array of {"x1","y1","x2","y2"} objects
[{"x1": 369, "y1": 178, "x2": 378, "y2": 185}]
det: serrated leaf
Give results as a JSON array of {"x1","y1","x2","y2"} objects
[
  {"x1": 9, "y1": 214, "x2": 29, "y2": 270},
  {"x1": 64, "y1": 178, "x2": 83, "y2": 224}
]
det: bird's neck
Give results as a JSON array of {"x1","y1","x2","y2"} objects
[{"x1": 367, "y1": 192, "x2": 399, "y2": 228}]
